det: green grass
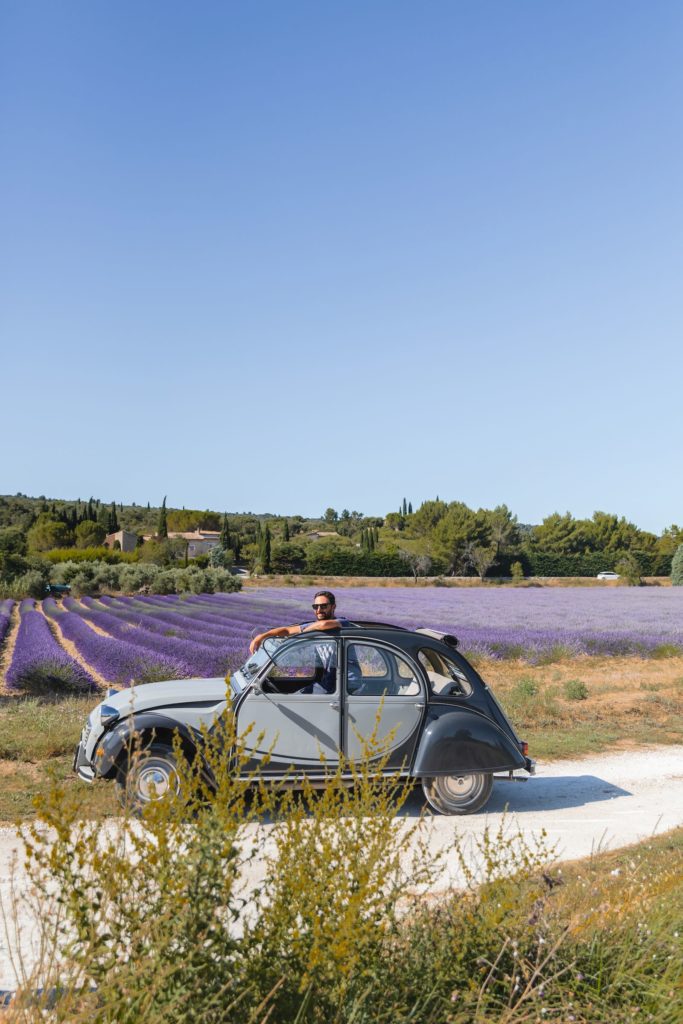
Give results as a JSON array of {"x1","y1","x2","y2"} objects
[{"x1": 0, "y1": 695, "x2": 97, "y2": 760}]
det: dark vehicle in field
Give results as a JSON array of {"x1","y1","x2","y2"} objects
[
  {"x1": 44, "y1": 583, "x2": 71, "y2": 597},
  {"x1": 74, "y1": 623, "x2": 534, "y2": 814}
]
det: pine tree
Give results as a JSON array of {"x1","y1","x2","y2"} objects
[{"x1": 158, "y1": 497, "x2": 168, "y2": 539}]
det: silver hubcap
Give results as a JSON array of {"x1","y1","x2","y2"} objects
[
  {"x1": 137, "y1": 765, "x2": 173, "y2": 801},
  {"x1": 441, "y1": 774, "x2": 481, "y2": 800}
]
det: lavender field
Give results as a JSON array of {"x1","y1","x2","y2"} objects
[{"x1": 2, "y1": 587, "x2": 683, "y2": 692}]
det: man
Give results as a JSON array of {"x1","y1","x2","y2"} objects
[{"x1": 248, "y1": 590, "x2": 351, "y2": 654}]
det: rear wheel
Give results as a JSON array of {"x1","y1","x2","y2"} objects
[
  {"x1": 422, "y1": 772, "x2": 493, "y2": 815},
  {"x1": 116, "y1": 742, "x2": 180, "y2": 811}
]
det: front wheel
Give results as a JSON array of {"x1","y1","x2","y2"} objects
[
  {"x1": 116, "y1": 742, "x2": 180, "y2": 812},
  {"x1": 421, "y1": 772, "x2": 493, "y2": 815}
]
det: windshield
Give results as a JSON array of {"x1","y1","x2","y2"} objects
[{"x1": 238, "y1": 637, "x2": 285, "y2": 683}]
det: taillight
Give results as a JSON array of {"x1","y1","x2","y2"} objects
[{"x1": 521, "y1": 741, "x2": 529, "y2": 756}]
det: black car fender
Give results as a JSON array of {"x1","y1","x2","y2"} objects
[
  {"x1": 93, "y1": 712, "x2": 201, "y2": 779},
  {"x1": 411, "y1": 704, "x2": 526, "y2": 776}
]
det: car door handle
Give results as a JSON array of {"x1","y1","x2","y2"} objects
[
  {"x1": 414, "y1": 703, "x2": 425, "y2": 709},
  {"x1": 329, "y1": 701, "x2": 340, "y2": 710}
]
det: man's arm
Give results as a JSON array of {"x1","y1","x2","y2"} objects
[
  {"x1": 249, "y1": 624, "x2": 301, "y2": 654},
  {"x1": 301, "y1": 619, "x2": 344, "y2": 635}
]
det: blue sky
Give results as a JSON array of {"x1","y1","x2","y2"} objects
[{"x1": 2, "y1": 1, "x2": 681, "y2": 532}]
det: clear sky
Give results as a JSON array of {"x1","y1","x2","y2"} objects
[{"x1": 2, "y1": 1, "x2": 681, "y2": 532}]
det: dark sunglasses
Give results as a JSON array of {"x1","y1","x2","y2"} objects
[{"x1": 312, "y1": 602, "x2": 331, "y2": 610}]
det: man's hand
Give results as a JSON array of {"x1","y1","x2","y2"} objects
[{"x1": 249, "y1": 634, "x2": 264, "y2": 655}]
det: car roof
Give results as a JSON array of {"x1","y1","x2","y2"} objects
[{"x1": 340, "y1": 622, "x2": 461, "y2": 649}]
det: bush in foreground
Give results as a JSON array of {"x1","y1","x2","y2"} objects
[{"x1": 7, "y1": 712, "x2": 682, "y2": 1023}]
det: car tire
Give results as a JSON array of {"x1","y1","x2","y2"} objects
[
  {"x1": 116, "y1": 742, "x2": 180, "y2": 811},
  {"x1": 421, "y1": 772, "x2": 493, "y2": 815}
]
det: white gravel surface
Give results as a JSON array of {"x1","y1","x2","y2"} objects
[{"x1": 1, "y1": 744, "x2": 682, "y2": 992}]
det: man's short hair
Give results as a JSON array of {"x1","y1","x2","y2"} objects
[{"x1": 314, "y1": 590, "x2": 336, "y2": 606}]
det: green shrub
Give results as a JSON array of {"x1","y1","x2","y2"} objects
[
  {"x1": 672, "y1": 544, "x2": 683, "y2": 585},
  {"x1": 44, "y1": 547, "x2": 138, "y2": 564},
  {"x1": 614, "y1": 552, "x2": 643, "y2": 586},
  {"x1": 7, "y1": 569, "x2": 48, "y2": 599},
  {"x1": 510, "y1": 560, "x2": 525, "y2": 581},
  {"x1": 12, "y1": 712, "x2": 682, "y2": 1024},
  {"x1": 563, "y1": 678, "x2": 589, "y2": 700},
  {"x1": 118, "y1": 563, "x2": 161, "y2": 592},
  {"x1": 513, "y1": 677, "x2": 538, "y2": 699},
  {"x1": 149, "y1": 570, "x2": 178, "y2": 595}
]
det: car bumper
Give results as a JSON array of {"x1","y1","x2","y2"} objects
[
  {"x1": 73, "y1": 741, "x2": 95, "y2": 783},
  {"x1": 494, "y1": 759, "x2": 536, "y2": 781}
]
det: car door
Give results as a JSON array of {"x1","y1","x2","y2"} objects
[
  {"x1": 343, "y1": 640, "x2": 425, "y2": 771},
  {"x1": 236, "y1": 636, "x2": 341, "y2": 777}
]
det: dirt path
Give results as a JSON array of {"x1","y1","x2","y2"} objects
[
  {"x1": 0, "y1": 744, "x2": 681, "y2": 991},
  {"x1": 0, "y1": 604, "x2": 22, "y2": 696}
]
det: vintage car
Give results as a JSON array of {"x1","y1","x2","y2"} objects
[{"x1": 73, "y1": 622, "x2": 534, "y2": 815}]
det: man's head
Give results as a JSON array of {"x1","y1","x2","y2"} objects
[{"x1": 312, "y1": 590, "x2": 336, "y2": 620}]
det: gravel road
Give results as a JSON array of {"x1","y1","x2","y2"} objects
[{"x1": 1, "y1": 744, "x2": 682, "y2": 991}]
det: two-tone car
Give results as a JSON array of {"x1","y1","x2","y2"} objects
[{"x1": 74, "y1": 621, "x2": 534, "y2": 814}]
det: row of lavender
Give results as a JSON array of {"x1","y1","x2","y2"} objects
[
  {"x1": 5, "y1": 599, "x2": 95, "y2": 692},
  {"x1": 3, "y1": 587, "x2": 683, "y2": 692},
  {"x1": 92, "y1": 586, "x2": 683, "y2": 664}
]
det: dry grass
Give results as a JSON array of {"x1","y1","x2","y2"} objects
[
  {"x1": 244, "y1": 575, "x2": 672, "y2": 588},
  {"x1": 481, "y1": 655, "x2": 683, "y2": 758}
]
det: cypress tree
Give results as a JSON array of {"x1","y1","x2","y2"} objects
[
  {"x1": 408, "y1": 501, "x2": 413, "y2": 514},
  {"x1": 262, "y1": 524, "x2": 272, "y2": 573},
  {"x1": 265, "y1": 524, "x2": 272, "y2": 573},
  {"x1": 672, "y1": 544, "x2": 683, "y2": 585},
  {"x1": 108, "y1": 502, "x2": 119, "y2": 534},
  {"x1": 402, "y1": 497, "x2": 407, "y2": 516},
  {"x1": 158, "y1": 496, "x2": 168, "y2": 539},
  {"x1": 220, "y1": 513, "x2": 231, "y2": 551},
  {"x1": 283, "y1": 519, "x2": 290, "y2": 541}
]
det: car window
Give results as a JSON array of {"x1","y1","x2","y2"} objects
[
  {"x1": 266, "y1": 638, "x2": 338, "y2": 694},
  {"x1": 417, "y1": 648, "x2": 473, "y2": 697},
  {"x1": 346, "y1": 643, "x2": 421, "y2": 696}
]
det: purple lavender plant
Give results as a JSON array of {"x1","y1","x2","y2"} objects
[
  {"x1": 44, "y1": 600, "x2": 187, "y2": 687},
  {"x1": 6, "y1": 608, "x2": 95, "y2": 694}
]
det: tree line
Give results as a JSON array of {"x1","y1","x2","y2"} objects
[{"x1": 1, "y1": 493, "x2": 681, "y2": 592}]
